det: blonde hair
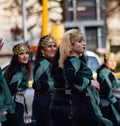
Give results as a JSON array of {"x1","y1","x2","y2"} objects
[{"x1": 59, "y1": 29, "x2": 83, "y2": 68}]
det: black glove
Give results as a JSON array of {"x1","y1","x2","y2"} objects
[{"x1": 113, "y1": 100, "x2": 120, "y2": 113}]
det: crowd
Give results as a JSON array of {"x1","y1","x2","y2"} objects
[{"x1": 0, "y1": 28, "x2": 120, "y2": 126}]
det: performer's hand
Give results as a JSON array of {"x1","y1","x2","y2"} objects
[
  {"x1": 3, "y1": 110, "x2": 8, "y2": 115},
  {"x1": 90, "y1": 80, "x2": 100, "y2": 91}
]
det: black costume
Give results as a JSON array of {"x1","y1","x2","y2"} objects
[
  {"x1": 64, "y1": 56, "x2": 113, "y2": 126},
  {"x1": 97, "y1": 64, "x2": 120, "y2": 126},
  {"x1": 50, "y1": 49, "x2": 72, "y2": 126},
  {"x1": 32, "y1": 57, "x2": 54, "y2": 126}
]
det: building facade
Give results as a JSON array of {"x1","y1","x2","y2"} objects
[{"x1": 63, "y1": 0, "x2": 106, "y2": 52}]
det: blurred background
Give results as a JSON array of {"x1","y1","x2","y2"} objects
[{"x1": 0, "y1": 0, "x2": 120, "y2": 66}]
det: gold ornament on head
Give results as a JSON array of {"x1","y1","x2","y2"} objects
[
  {"x1": 39, "y1": 35, "x2": 56, "y2": 48},
  {"x1": 69, "y1": 29, "x2": 84, "y2": 44},
  {"x1": 104, "y1": 52, "x2": 115, "y2": 62},
  {"x1": 13, "y1": 43, "x2": 29, "y2": 54}
]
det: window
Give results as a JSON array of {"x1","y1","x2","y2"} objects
[{"x1": 85, "y1": 27, "x2": 97, "y2": 50}]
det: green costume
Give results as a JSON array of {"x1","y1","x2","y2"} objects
[
  {"x1": 33, "y1": 58, "x2": 54, "y2": 92},
  {"x1": 32, "y1": 57, "x2": 54, "y2": 126},
  {"x1": 0, "y1": 68, "x2": 14, "y2": 122},
  {"x1": 64, "y1": 56, "x2": 113, "y2": 126},
  {"x1": 2, "y1": 67, "x2": 29, "y2": 126},
  {"x1": 97, "y1": 66, "x2": 120, "y2": 123},
  {"x1": 9, "y1": 68, "x2": 28, "y2": 105}
]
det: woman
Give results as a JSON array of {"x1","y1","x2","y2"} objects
[
  {"x1": 97, "y1": 52, "x2": 120, "y2": 126},
  {"x1": 32, "y1": 35, "x2": 57, "y2": 126},
  {"x1": 0, "y1": 38, "x2": 14, "y2": 123},
  {"x1": 50, "y1": 48, "x2": 73, "y2": 126},
  {"x1": 2, "y1": 43, "x2": 31, "y2": 126},
  {"x1": 58, "y1": 29, "x2": 113, "y2": 126}
]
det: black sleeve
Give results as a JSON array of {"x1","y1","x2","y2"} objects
[
  {"x1": 64, "y1": 59, "x2": 84, "y2": 86},
  {"x1": 100, "y1": 73, "x2": 116, "y2": 98}
]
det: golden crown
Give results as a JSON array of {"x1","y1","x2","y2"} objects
[
  {"x1": 104, "y1": 52, "x2": 115, "y2": 61},
  {"x1": 13, "y1": 43, "x2": 29, "y2": 54},
  {"x1": 39, "y1": 35, "x2": 56, "y2": 48},
  {"x1": 69, "y1": 29, "x2": 84, "y2": 44}
]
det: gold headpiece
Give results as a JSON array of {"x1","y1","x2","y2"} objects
[
  {"x1": 13, "y1": 43, "x2": 29, "y2": 54},
  {"x1": 69, "y1": 29, "x2": 84, "y2": 44},
  {"x1": 39, "y1": 35, "x2": 56, "y2": 48},
  {"x1": 104, "y1": 52, "x2": 115, "y2": 62}
]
